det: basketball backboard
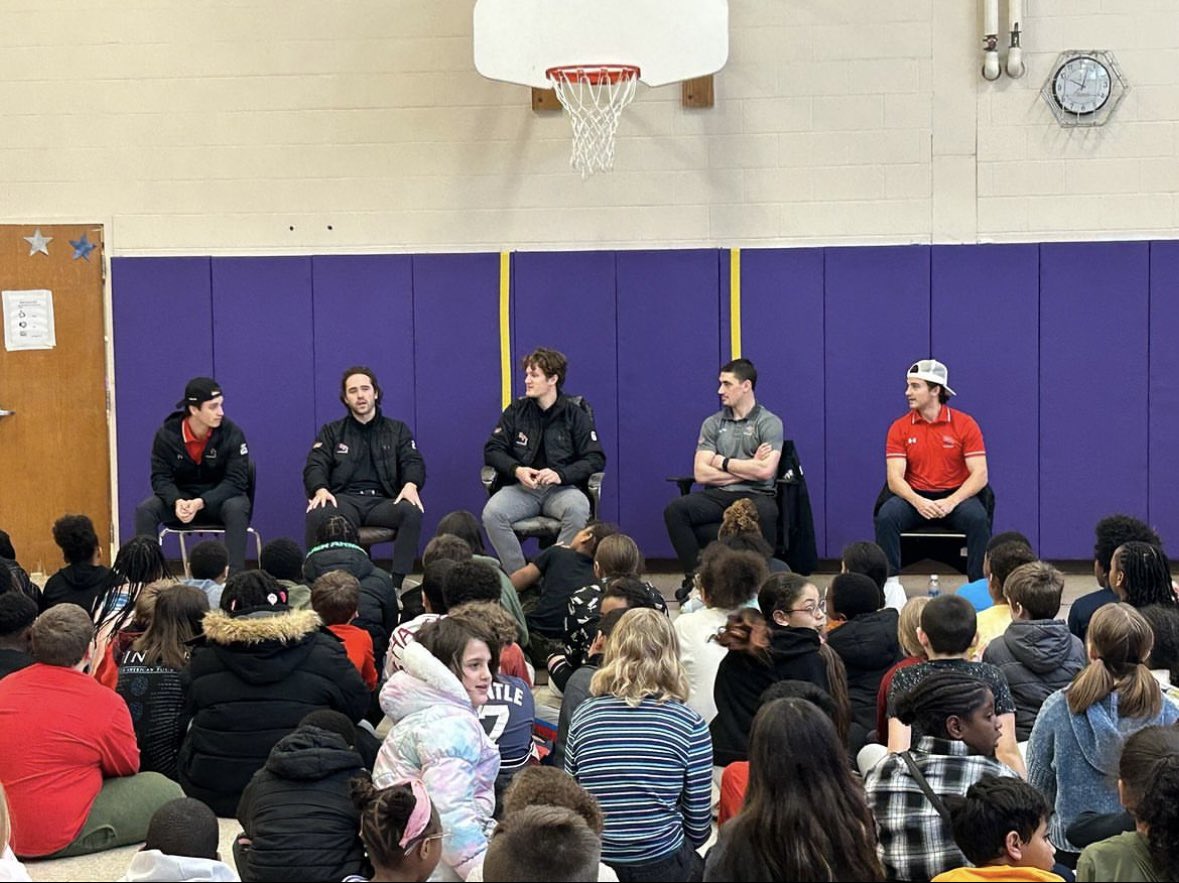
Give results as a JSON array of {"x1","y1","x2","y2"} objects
[{"x1": 473, "y1": 0, "x2": 729, "y2": 90}]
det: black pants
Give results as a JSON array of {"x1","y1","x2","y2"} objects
[
  {"x1": 609, "y1": 838, "x2": 704, "y2": 883},
  {"x1": 304, "y1": 493, "x2": 422, "y2": 577},
  {"x1": 874, "y1": 488, "x2": 989, "y2": 581},
  {"x1": 663, "y1": 488, "x2": 777, "y2": 574},
  {"x1": 136, "y1": 493, "x2": 252, "y2": 572}
]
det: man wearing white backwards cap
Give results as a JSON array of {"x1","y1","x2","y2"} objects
[{"x1": 874, "y1": 360, "x2": 990, "y2": 603}]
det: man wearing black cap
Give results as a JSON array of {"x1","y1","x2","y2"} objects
[{"x1": 134, "y1": 377, "x2": 253, "y2": 572}]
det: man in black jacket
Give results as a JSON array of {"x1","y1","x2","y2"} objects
[
  {"x1": 134, "y1": 377, "x2": 253, "y2": 572},
  {"x1": 303, "y1": 367, "x2": 425, "y2": 589},
  {"x1": 482, "y1": 347, "x2": 605, "y2": 575}
]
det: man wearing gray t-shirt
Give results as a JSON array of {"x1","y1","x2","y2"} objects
[{"x1": 663, "y1": 358, "x2": 784, "y2": 593}]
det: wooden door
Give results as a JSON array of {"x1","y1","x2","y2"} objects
[{"x1": 0, "y1": 225, "x2": 111, "y2": 575}]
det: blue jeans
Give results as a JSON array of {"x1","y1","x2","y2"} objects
[
  {"x1": 874, "y1": 490, "x2": 989, "y2": 581},
  {"x1": 481, "y1": 484, "x2": 590, "y2": 574}
]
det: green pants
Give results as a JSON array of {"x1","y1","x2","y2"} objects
[{"x1": 51, "y1": 772, "x2": 184, "y2": 858}]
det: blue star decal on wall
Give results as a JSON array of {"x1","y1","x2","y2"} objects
[{"x1": 70, "y1": 233, "x2": 96, "y2": 261}]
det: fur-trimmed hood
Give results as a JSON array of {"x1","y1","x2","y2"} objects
[
  {"x1": 202, "y1": 608, "x2": 322, "y2": 645},
  {"x1": 197, "y1": 608, "x2": 327, "y2": 686}
]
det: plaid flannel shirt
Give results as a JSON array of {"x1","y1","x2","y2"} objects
[{"x1": 865, "y1": 736, "x2": 1015, "y2": 883}]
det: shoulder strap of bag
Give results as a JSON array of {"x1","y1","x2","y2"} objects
[{"x1": 898, "y1": 750, "x2": 952, "y2": 822}]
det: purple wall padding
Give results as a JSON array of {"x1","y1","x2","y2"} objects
[
  {"x1": 823, "y1": 246, "x2": 931, "y2": 555},
  {"x1": 511, "y1": 251, "x2": 620, "y2": 526},
  {"x1": 310, "y1": 256, "x2": 416, "y2": 433},
  {"x1": 739, "y1": 247, "x2": 827, "y2": 555},
  {"x1": 411, "y1": 254, "x2": 503, "y2": 542},
  {"x1": 932, "y1": 245, "x2": 1040, "y2": 549},
  {"x1": 616, "y1": 250, "x2": 721, "y2": 557},
  {"x1": 211, "y1": 258, "x2": 316, "y2": 550},
  {"x1": 111, "y1": 257, "x2": 214, "y2": 544},
  {"x1": 1039, "y1": 242, "x2": 1150, "y2": 557},
  {"x1": 1148, "y1": 242, "x2": 1179, "y2": 544}
]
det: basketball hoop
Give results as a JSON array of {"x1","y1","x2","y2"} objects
[{"x1": 545, "y1": 65, "x2": 640, "y2": 178}]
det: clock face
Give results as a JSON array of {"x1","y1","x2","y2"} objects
[{"x1": 1052, "y1": 56, "x2": 1113, "y2": 115}]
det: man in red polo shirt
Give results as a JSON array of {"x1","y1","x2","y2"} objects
[
  {"x1": 874, "y1": 360, "x2": 990, "y2": 594},
  {"x1": 134, "y1": 377, "x2": 253, "y2": 572}
]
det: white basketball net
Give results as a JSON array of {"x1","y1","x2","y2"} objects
[{"x1": 547, "y1": 65, "x2": 640, "y2": 178}]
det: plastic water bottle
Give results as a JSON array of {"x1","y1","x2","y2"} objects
[{"x1": 928, "y1": 574, "x2": 941, "y2": 598}]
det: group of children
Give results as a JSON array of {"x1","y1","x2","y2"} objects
[{"x1": 0, "y1": 505, "x2": 1178, "y2": 882}]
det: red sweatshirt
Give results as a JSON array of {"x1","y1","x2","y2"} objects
[
  {"x1": 328, "y1": 623, "x2": 379, "y2": 690},
  {"x1": 0, "y1": 663, "x2": 140, "y2": 857}
]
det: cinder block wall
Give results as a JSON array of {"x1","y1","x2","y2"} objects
[{"x1": 2, "y1": 1, "x2": 1176, "y2": 253}]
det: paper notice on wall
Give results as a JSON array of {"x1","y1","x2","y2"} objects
[{"x1": 3, "y1": 289, "x2": 56, "y2": 351}]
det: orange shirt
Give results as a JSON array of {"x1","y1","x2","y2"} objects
[
  {"x1": 932, "y1": 866, "x2": 1064, "y2": 882},
  {"x1": 327, "y1": 623, "x2": 378, "y2": 691},
  {"x1": 886, "y1": 406, "x2": 985, "y2": 492}
]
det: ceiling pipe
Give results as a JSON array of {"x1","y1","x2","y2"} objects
[
  {"x1": 1006, "y1": 0, "x2": 1025, "y2": 78},
  {"x1": 982, "y1": 0, "x2": 1001, "y2": 81}
]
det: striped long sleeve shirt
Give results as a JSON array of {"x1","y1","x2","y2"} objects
[{"x1": 565, "y1": 695, "x2": 712, "y2": 866}]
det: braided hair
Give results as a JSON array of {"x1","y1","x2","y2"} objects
[
  {"x1": 92, "y1": 536, "x2": 170, "y2": 636},
  {"x1": 350, "y1": 777, "x2": 440, "y2": 871},
  {"x1": 895, "y1": 669, "x2": 993, "y2": 739},
  {"x1": 1115, "y1": 541, "x2": 1176, "y2": 608},
  {"x1": 316, "y1": 514, "x2": 359, "y2": 546},
  {"x1": 220, "y1": 570, "x2": 287, "y2": 613}
]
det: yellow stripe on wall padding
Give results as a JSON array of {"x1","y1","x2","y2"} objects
[
  {"x1": 499, "y1": 251, "x2": 511, "y2": 409},
  {"x1": 730, "y1": 248, "x2": 742, "y2": 359}
]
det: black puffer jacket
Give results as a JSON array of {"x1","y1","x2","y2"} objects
[
  {"x1": 826, "y1": 608, "x2": 902, "y2": 752},
  {"x1": 710, "y1": 626, "x2": 830, "y2": 766},
  {"x1": 303, "y1": 542, "x2": 398, "y2": 666},
  {"x1": 237, "y1": 725, "x2": 369, "y2": 882},
  {"x1": 178, "y1": 608, "x2": 369, "y2": 817},
  {"x1": 982, "y1": 618, "x2": 1087, "y2": 741}
]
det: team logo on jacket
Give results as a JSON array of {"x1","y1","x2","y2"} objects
[
  {"x1": 515, "y1": 432, "x2": 528, "y2": 446},
  {"x1": 337, "y1": 443, "x2": 349, "y2": 454},
  {"x1": 205, "y1": 448, "x2": 217, "y2": 459},
  {"x1": 240, "y1": 443, "x2": 248, "y2": 455},
  {"x1": 590, "y1": 431, "x2": 598, "y2": 441}
]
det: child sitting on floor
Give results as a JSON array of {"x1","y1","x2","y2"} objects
[
  {"x1": 119, "y1": 798, "x2": 238, "y2": 881},
  {"x1": 346, "y1": 778, "x2": 442, "y2": 883},
  {"x1": 933, "y1": 774, "x2": 1063, "y2": 882},
  {"x1": 312, "y1": 570, "x2": 378, "y2": 690}
]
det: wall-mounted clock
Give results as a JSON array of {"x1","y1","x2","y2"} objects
[{"x1": 1041, "y1": 50, "x2": 1128, "y2": 127}]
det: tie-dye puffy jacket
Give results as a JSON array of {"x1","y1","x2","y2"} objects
[{"x1": 373, "y1": 641, "x2": 500, "y2": 879}]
